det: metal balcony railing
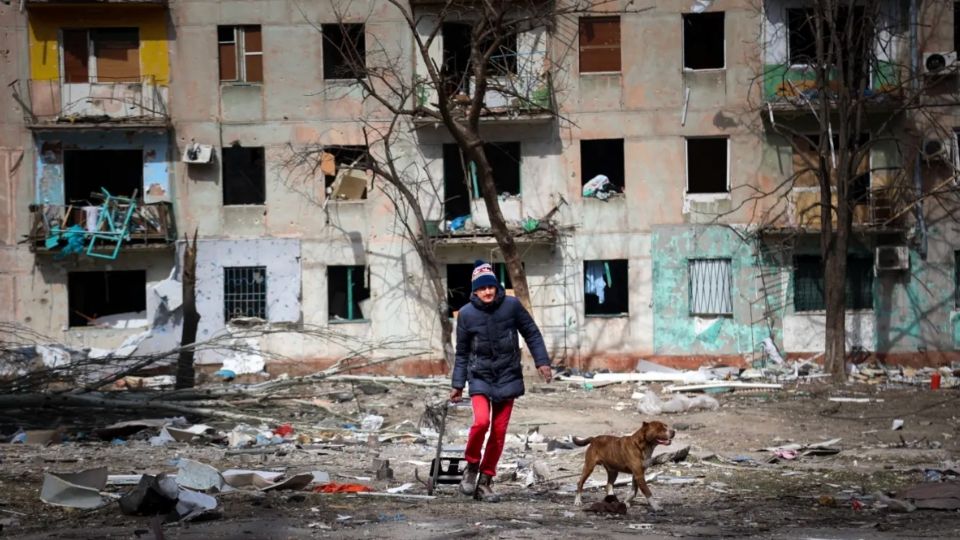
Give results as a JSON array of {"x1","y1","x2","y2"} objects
[
  {"x1": 11, "y1": 76, "x2": 170, "y2": 127},
  {"x1": 28, "y1": 200, "x2": 175, "y2": 256}
]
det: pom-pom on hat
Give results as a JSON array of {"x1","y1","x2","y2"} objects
[{"x1": 471, "y1": 259, "x2": 499, "y2": 291}]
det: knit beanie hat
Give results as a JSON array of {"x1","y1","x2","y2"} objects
[{"x1": 471, "y1": 260, "x2": 499, "y2": 291}]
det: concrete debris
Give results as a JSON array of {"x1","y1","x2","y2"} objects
[
  {"x1": 635, "y1": 390, "x2": 719, "y2": 415},
  {"x1": 892, "y1": 419, "x2": 905, "y2": 431},
  {"x1": 897, "y1": 481, "x2": 960, "y2": 510},
  {"x1": 39, "y1": 467, "x2": 109, "y2": 509}
]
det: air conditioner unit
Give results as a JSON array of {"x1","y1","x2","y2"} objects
[
  {"x1": 875, "y1": 246, "x2": 909, "y2": 272},
  {"x1": 182, "y1": 143, "x2": 213, "y2": 164},
  {"x1": 922, "y1": 51, "x2": 958, "y2": 75},
  {"x1": 921, "y1": 138, "x2": 952, "y2": 162}
]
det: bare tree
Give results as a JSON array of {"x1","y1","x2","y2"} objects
[{"x1": 737, "y1": 0, "x2": 960, "y2": 380}]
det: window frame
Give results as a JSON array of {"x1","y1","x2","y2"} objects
[
  {"x1": 67, "y1": 270, "x2": 147, "y2": 328},
  {"x1": 793, "y1": 254, "x2": 874, "y2": 313},
  {"x1": 682, "y1": 11, "x2": 726, "y2": 71},
  {"x1": 688, "y1": 258, "x2": 734, "y2": 316},
  {"x1": 578, "y1": 16, "x2": 622, "y2": 74},
  {"x1": 223, "y1": 266, "x2": 268, "y2": 322},
  {"x1": 685, "y1": 136, "x2": 730, "y2": 196},
  {"x1": 580, "y1": 138, "x2": 626, "y2": 194},
  {"x1": 219, "y1": 25, "x2": 263, "y2": 83},
  {"x1": 328, "y1": 265, "x2": 371, "y2": 322},
  {"x1": 59, "y1": 27, "x2": 142, "y2": 84}
]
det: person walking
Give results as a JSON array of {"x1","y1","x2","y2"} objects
[{"x1": 449, "y1": 260, "x2": 552, "y2": 502}]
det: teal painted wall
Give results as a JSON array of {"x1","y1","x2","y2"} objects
[{"x1": 652, "y1": 226, "x2": 782, "y2": 356}]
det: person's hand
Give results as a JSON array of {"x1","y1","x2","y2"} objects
[
  {"x1": 538, "y1": 365, "x2": 553, "y2": 383},
  {"x1": 449, "y1": 388, "x2": 463, "y2": 402}
]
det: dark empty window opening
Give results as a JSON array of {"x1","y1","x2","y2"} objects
[
  {"x1": 793, "y1": 255, "x2": 873, "y2": 312},
  {"x1": 687, "y1": 138, "x2": 728, "y2": 194},
  {"x1": 218, "y1": 25, "x2": 263, "y2": 83},
  {"x1": 683, "y1": 12, "x2": 724, "y2": 70},
  {"x1": 584, "y1": 259, "x2": 629, "y2": 316},
  {"x1": 329, "y1": 265, "x2": 370, "y2": 321},
  {"x1": 68, "y1": 270, "x2": 146, "y2": 327},
  {"x1": 441, "y1": 23, "x2": 517, "y2": 97},
  {"x1": 580, "y1": 139, "x2": 625, "y2": 194},
  {"x1": 64, "y1": 149, "x2": 142, "y2": 204},
  {"x1": 224, "y1": 266, "x2": 267, "y2": 322},
  {"x1": 443, "y1": 142, "x2": 521, "y2": 220},
  {"x1": 787, "y1": 7, "x2": 867, "y2": 70},
  {"x1": 579, "y1": 16, "x2": 621, "y2": 73},
  {"x1": 323, "y1": 145, "x2": 369, "y2": 194},
  {"x1": 955, "y1": 2, "x2": 960, "y2": 56},
  {"x1": 323, "y1": 24, "x2": 366, "y2": 80},
  {"x1": 446, "y1": 262, "x2": 515, "y2": 317},
  {"x1": 222, "y1": 146, "x2": 265, "y2": 205}
]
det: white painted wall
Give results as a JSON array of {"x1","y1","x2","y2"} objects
[{"x1": 783, "y1": 311, "x2": 876, "y2": 352}]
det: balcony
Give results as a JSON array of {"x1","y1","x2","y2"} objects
[
  {"x1": 763, "y1": 186, "x2": 908, "y2": 234},
  {"x1": 761, "y1": 63, "x2": 901, "y2": 115},
  {"x1": 11, "y1": 76, "x2": 170, "y2": 129},
  {"x1": 28, "y1": 200, "x2": 175, "y2": 257}
]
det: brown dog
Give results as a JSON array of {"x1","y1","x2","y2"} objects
[{"x1": 572, "y1": 421, "x2": 675, "y2": 511}]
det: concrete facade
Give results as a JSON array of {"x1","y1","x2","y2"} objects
[{"x1": 1, "y1": 0, "x2": 959, "y2": 375}]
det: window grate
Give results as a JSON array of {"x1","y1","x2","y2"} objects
[
  {"x1": 689, "y1": 259, "x2": 733, "y2": 315},
  {"x1": 793, "y1": 255, "x2": 873, "y2": 312},
  {"x1": 224, "y1": 266, "x2": 267, "y2": 321}
]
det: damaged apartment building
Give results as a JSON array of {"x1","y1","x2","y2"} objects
[{"x1": 1, "y1": 0, "x2": 959, "y2": 376}]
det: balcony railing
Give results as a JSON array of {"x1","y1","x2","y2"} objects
[
  {"x1": 762, "y1": 62, "x2": 901, "y2": 110},
  {"x1": 782, "y1": 186, "x2": 908, "y2": 232},
  {"x1": 28, "y1": 201, "x2": 175, "y2": 256},
  {"x1": 11, "y1": 76, "x2": 170, "y2": 127}
]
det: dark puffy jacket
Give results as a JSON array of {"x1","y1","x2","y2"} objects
[{"x1": 451, "y1": 288, "x2": 550, "y2": 402}]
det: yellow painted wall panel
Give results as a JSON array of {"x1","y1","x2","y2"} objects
[{"x1": 28, "y1": 7, "x2": 169, "y2": 83}]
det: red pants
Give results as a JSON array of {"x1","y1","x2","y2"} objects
[{"x1": 465, "y1": 395, "x2": 514, "y2": 477}]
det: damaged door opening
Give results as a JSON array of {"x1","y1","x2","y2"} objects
[
  {"x1": 64, "y1": 149, "x2": 142, "y2": 204},
  {"x1": 68, "y1": 270, "x2": 146, "y2": 327},
  {"x1": 328, "y1": 265, "x2": 370, "y2": 322},
  {"x1": 442, "y1": 142, "x2": 521, "y2": 220}
]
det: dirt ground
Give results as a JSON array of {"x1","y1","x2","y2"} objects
[{"x1": 1, "y1": 378, "x2": 958, "y2": 539}]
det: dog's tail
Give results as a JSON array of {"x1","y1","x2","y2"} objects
[{"x1": 572, "y1": 436, "x2": 593, "y2": 447}]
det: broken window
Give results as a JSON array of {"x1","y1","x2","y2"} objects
[
  {"x1": 328, "y1": 265, "x2": 370, "y2": 321},
  {"x1": 62, "y1": 28, "x2": 140, "y2": 83},
  {"x1": 793, "y1": 255, "x2": 873, "y2": 312},
  {"x1": 322, "y1": 24, "x2": 366, "y2": 80},
  {"x1": 580, "y1": 139, "x2": 625, "y2": 194},
  {"x1": 686, "y1": 138, "x2": 728, "y2": 194},
  {"x1": 222, "y1": 146, "x2": 266, "y2": 205},
  {"x1": 218, "y1": 25, "x2": 263, "y2": 83},
  {"x1": 64, "y1": 149, "x2": 142, "y2": 204},
  {"x1": 689, "y1": 259, "x2": 733, "y2": 316},
  {"x1": 955, "y1": 2, "x2": 960, "y2": 55},
  {"x1": 68, "y1": 270, "x2": 146, "y2": 327},
  {"x1": 441, "y1": 23, "x2": 518, "y2": 96},
  {"x1": 787, "y1": 7, "x2": 867, "y2": 71},
  {"x1": 446, "y1": 262, "x2": 515, "y2": 317},
  {"x1": 322, "y1": 145, "x2": 369, "y2": 200},
  {"x1": 584, "y1": 259, "x2": 628, "y2": 316},
  {"x1": 683, "y1": 12, "x2": 724, "y2": 70},
  {"x1": 443, "y1": 142, "x2": 521, "y2": 220},
  {"x1": 224, "y1": 266, "x2": 267, "y2": 321},
  {"x1": 579, "y1": 17, "x2": 621, "y2": 73}
]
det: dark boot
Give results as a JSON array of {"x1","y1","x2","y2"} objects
[
  {"x1": 459, "y1": 463, "x2": 479, "y2": 496},
  {"x1": 474, "y1": 473, "x2": 500, "y2": 502}
]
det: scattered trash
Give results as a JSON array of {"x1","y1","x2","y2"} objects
[
  {"x1": 635, "y1": 390, "x2": 719, "y2": 415},
  {"x1": 40, "y1": 467, "x2": 109, "y2": 509},
  {"x1": 119, "y1": 474, "x2": 180, "y2": 516},
  {"x1": 176, "y1": 459, "x2": 224, "y2": 492},
  {"x1": 764, "y1": 438, "x2": 841, "y2": 461},
  {"x1": 874, "y1": 491, "x2": 917, "y2": 513},
  {"x1": 386, "y1": 483, "x2": 414, "y2": 494},
  {"x1": 361, "y1": 415, "x2": 385, "y2": 432},
  {"x1": 892, "y1": 419, "x2": 904, "y2": 431}
]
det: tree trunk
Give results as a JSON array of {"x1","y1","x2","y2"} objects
[
  {"x1": 822, "y1": 238, "x2": 848, "y2": 381},
  {"x1": 470, "y1": 146, "x2": 533, "y2": 312},
  {"x1": 176, "y1": 231, "x2": 200, "y2": 389}
]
